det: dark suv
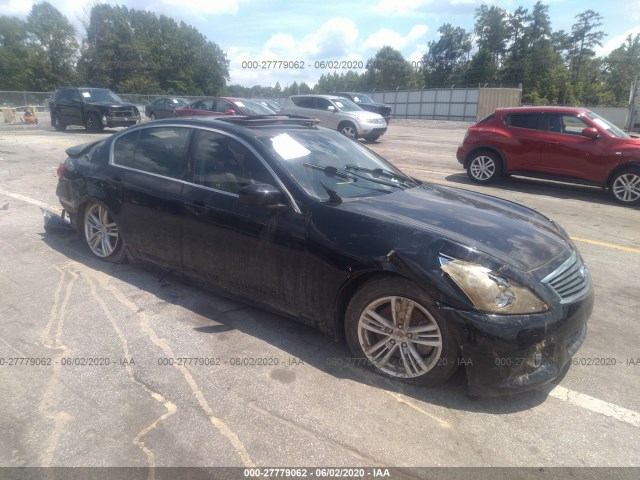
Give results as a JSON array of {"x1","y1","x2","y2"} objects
[
  {"x1": 49, "y1": 87, "x2": 140, "y2": 132},
  {"x1": 334, "y1": 92, "x2": 392, "y2": 124},
  {"x1": 457, "y1": 106, "x2": 640, "y2": 205}
]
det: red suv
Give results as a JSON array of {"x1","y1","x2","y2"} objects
[{"x1": 456, "y1": 106, "x2": 640, "y2": 205}]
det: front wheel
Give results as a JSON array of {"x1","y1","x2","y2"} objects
[
  {"x1": 344, "y1": 278, "x2": 459, "y2": 386},
  {"x1": 610, "y1": 168, "x2": 640, "y2": 205},
  {"x1": 51, "y1": 113, "x2": 66, "y2": 131},
  {"x1": 83, "y1": 202, "x2": 127, "y2": 263},
  {"x1": 338, "y1": 122, "x2": 357, "y2": 140},
  {"x1": 150, "y1": 113, "x2": 156, "y2": 120},
  {"x1": 466, "y1": 150, "x2": 501, "y2": 183}
]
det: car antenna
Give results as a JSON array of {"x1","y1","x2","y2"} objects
[{"x1": 320, "y1": 181, "x2": 342, "y2": 205}]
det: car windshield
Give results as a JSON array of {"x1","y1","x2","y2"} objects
[
  {"x1": 236, "y1": 100, "x2": 276, "y2": 115},
  {"x1": 259, "y1": 128, "x2": 416, "y2": 201},
  {"x1": 332, "y1": 98, "x2": 362, "y2": 112},
  {"x1": 353, "y1": 94, "x2": 374, "y2": 104},
  {"x1": 80, "y1": 89, "x2": 124, "y2": 103},
  {"x1": 585, "y1": 111, "x2": 629, "y2": 138}
]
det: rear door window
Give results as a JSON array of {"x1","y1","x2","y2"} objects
[
  {"x1": 507, "y1": 113, "x2": 542, "y2": 130},
  {"x1": 113, "y1": 127, "x2": 191, "y2": 179}
]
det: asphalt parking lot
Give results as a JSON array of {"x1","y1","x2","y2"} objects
[{"x1": 0, "y1": 117, "x2": 639, "y2": 476}]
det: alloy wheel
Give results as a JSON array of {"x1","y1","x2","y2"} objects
[{"x1": 357, "y1": 296, "x2": 443, "y2": 378}]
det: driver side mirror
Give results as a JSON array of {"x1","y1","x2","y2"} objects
[
  {"x1": 239, "y1": 183, "x2": 286, "y2": 208},
  {"x1": 582, "y1": 127, "x2": 599, "y2": 139},
  {"x1": 224, "y1": 108, "x2": 236, "y2": 115},
  {"x1": 327, "y1": 105, "x2": 336, "y2": 112}
]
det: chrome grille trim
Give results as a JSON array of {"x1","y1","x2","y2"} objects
[{"x1": 541, "y1": 252, "x2": 591, "y2": 304}]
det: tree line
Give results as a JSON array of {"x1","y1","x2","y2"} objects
[{"x1": 1, "y1": 1, "x2": 638, "y2": 106}]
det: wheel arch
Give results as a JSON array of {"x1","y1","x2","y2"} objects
[
  {"x1": 606, "y1": 162, "x2": 640, "y2": 188},
  {"x1": 464, "y1": 145, "x2": 506, "y2": 171}
]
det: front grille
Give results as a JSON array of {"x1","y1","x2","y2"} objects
[
  {"x1": 112, "y1": 109, "x2": 136, "y2": 117},
  {"x1": 542, "y1": 252, "x2": 591, "y2": 304}
]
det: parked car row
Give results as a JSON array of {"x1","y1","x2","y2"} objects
[{"x1": 48, "y1": 88, "x2": 639, "y2": 205}]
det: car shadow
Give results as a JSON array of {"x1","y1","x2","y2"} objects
[
  {"x1": 443, "y1": 173, "x2": 619, "y2": 207},
  {"x1": 40, "y1": 223, "x2": 556, "y2": 415}
]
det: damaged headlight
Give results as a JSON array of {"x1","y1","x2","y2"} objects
[{"x1": 439, "y1": 256, "x2": 548, "y2": 314}]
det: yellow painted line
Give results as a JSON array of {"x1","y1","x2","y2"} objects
[{"x1": 571, "y1": 237, "x2": 640, "y2": 254}]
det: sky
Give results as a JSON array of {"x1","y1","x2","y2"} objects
[{"x1": 3, "y1": 0, "x2": 640, "y2": 88}]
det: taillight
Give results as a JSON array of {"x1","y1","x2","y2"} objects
[{"x1": 56, "y1": 163, "x2": 64, "y2": 178}]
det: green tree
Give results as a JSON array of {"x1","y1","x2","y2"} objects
[
  {"x1": 422, "y1": 24, "x2": 471, "y2": 87},
  {"x1": 473, "y1": 5, "x2": 509, "y2": 82},
  {"x1": 0, "y1": 17, "x2": 32, "y2": 90},
  {"x1": 26, "y1": 2, "x2": 78, "y2": 90},
  {"x1": 602, "y1": 34, "x2": 640, "y2": 105},
  {"x1": 364, "y1": 46, "x2": 413, "y2": 90}
]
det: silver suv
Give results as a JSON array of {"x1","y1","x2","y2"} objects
[{"x1": 280, "y1": 95, "x2": 387, "y2": 141}]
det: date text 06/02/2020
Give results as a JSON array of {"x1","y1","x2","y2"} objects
[{"x1": 240, "y1": 60, "x2": 365, "y2": 70}]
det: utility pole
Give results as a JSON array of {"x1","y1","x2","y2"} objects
[{"x1": 626, "y1": 76, "x2": 639, "y2": 132}]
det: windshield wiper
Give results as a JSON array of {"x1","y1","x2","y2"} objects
[
  {"x1": 304, "y1": 162, "x2": 354, "y2": 181},
  {"x1": 345, "y1": 164, "x2": 416, "y2": 186},
  {"x1": 319, "y1": 181, "x2": 342, "y2": 204}
]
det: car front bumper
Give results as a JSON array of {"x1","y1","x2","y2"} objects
[
  {"x1": 358, "y1": 126, "x2": 388, "y2": 138},
  {"x1": 456, "y1": 146, "x2": 466, "y2": 164},
  {"x1": 103, "y1": 114, "x2": 141, "y2": 127},
  {"x1": 440, "y1": 287, "x2": 594, "y2": 396}
]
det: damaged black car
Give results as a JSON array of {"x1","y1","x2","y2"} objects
[{"x1": 55, "y1": 115, "x2": 593, "y2": 396}]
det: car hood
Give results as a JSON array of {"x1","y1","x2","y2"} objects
[
  {"x1": 348, "y1": 110, "x2": 385, "y2": 120},
  {"x1": 86, "y1": 101, "x2": 137, "y2": 109},
  {"x1": 340, "y1": 183, "x2": 570, "y2": 272}
]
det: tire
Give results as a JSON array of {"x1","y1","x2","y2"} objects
[
  {"x1": 466, "y1": 150, "x2": 501, "y2": 184},
  {"x1": 84, "y1": 113, "x2": 103, "y2": 132},
  {"x1": 344, "y1": 277, "x2": 459, "y2": 386},
  {"x1": 82, "y1": 202, "x2": 127, "y2": 263},
  {"x1": 609, "y1": 168, "x2": 640, "y2": 206},
  {"x1": 364, "y1": 133, "x2": 381, "y2": 142},
  {"x1": 150, "y1": 113, "x2": 156, "y2": 121},
  {"x1": 338, "y1": 122, "x2": 357, "y2": 140},
  {"x1": 51, "y1": 113, "x2": 66, "y2": 131}
]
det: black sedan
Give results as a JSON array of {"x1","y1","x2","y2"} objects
[
  {"x1": 144, "y1": 97, "x2": 188, "y2": 120},
  {"x1": 55, "y1": 116, "x2": 593, "y2": 396}
]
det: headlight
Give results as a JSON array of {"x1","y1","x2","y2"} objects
[{"x1": 440, "y1": 257, "x2": 548, "y2": 314}]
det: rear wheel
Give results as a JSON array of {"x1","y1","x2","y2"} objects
[
  {"x1": 344, "y1": 277, "x2": 459, "y2": 386},
  {"x1": 610, "y1": 168, "x2": 640, "y2": 205},
  {"x1": 84, "y1": 113, "x2": 103, "y2": 132},
  {"x1": 82, "y1": 202, "x2": 127, "y2": 263},
  {"x1": 364, "y1": 133, "x2": 381, "y2": 142},
  {"x1": 466, "y1": 150, "x2": 501, "y2": 184},
  {"x1": 51, "y1": 113, "x2": 66, "y2": 131}
]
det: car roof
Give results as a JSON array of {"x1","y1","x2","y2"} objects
[
  {"x1": 132, "y1": 115, "x2": 321, "y2": 138},
  {"x1": 495, "y1": 106, "x2": 593, "y2": 115},
  {"x1": 289, "y1": 94, "x2": 343, "y2": 100}
]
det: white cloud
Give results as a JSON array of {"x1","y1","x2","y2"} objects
[
  {"x1": 373, "y1": 0, "x2": 426, "y2": 17},
  {"x1": 363, "y1": 25, "x2": 428, "y2": 51},
  {"x1": 157, "y1": 0, "x2": 240, "y2": 15},
  {"x1": 596, "y1": 26, "x2": 640, "y2": 57},
  {"x1": 227, "y1": 18, "x2": 365, "y2": 88},
  {"x1": 1, "y1": 0, "x2": 34, "y2": 16}
]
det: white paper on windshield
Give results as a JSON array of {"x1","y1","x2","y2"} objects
[
  {"x1": 235, "y1": 101, "x2": 245, "y2": 107},
  {"x1": 334, "y1": 101, "x2": 344, "y2": 108},
  {"x1": 172, "y1": 99, "x2": 179, "y2": 103},
  {"x1": 271, "y1": 133, "x2": 311, "y2": 160},
  {"x1": 82, "y1": 92, "x2": 91, "y2": 98}
]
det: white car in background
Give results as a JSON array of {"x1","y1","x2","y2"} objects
[{"x1": 280, "y1": 94, "x2": 388, "y2": 142}]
